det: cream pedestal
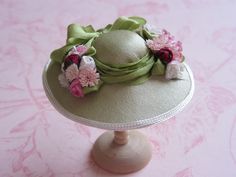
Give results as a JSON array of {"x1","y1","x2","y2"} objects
[{"x1": 92, "y1": 130, "x2": 152, "y2": 174}]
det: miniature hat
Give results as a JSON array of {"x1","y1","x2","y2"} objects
[{"x1": 43, "y1": 16, "x2": 194, "y2": 130}]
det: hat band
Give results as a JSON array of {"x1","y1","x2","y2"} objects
[{"x1": 96, "y1": 52, "x2": 155, "y2": 84}]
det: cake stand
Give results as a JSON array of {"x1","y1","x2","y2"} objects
[{"x1": 42, "y1": 59, "x2": 194, "y2": 174}]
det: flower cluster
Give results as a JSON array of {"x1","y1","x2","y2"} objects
[
  {"x1": 146, "y1": 29, "x2": 184, "y2": 79},
  {"x1": 146, "y1": 29, "x2": 183, "y2": 63},
  {"x1": 58, "y1": 45, "x2": 100, "y2": 97}
]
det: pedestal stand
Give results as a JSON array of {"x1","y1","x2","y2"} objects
[{"x1": 92, "y1": 130, "x2": 152, "y2": 174}]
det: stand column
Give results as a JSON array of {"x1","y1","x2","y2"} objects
[{"x1": 92, "y1": 130, "x2": 152, "y2": 174}]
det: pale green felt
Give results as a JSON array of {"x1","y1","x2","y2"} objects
[
  {"x1": 93, "y1": 30, "x2": 148, "y2": 65},
  {"x1": 45, "y1": 61, "x2": 192, "y2": 124}
]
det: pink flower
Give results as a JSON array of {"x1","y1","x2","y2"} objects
[
  {"x1": 69, "y1": 79, "x2": 84, "y2": 97},
  {"x1": 63, "y1": 45, "x2": 88, "y2": 71},
  {"x1": 65, "y1": 64, "x2": 79, "y2": 82},
  {"x1": 76, "y1": 45, "x2": 88, "y2": 55},
  {"x1": 78, "y1": 67, "x2": 100, "y2": 87},
  {"x1": 146, "y1": 29, "x2": 183, "y2": 63},
  {"x1": 68, "y1": 45, "x2": 88, "y2": 56}
]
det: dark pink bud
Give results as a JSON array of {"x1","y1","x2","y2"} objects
[{"x1": 155, "y1": 48, "x2": 173, "y2": 64}]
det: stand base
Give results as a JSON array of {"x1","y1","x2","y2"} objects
[{"x1": 92, "y1": 131, "x2": 152, "y2": 174}]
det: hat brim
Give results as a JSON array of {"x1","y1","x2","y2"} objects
[{"x1": 43, "y1": 60, "x2": 194, "y2": 130}]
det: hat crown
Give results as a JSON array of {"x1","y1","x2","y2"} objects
[{"x1": 93, "y1": 30, "x2": 148, "y2": 65}]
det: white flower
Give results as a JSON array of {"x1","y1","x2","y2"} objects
[
  {"x1": 165, "y1": 60, "x2": 184, "y2": 80},
  {"x1": 58, "y1": 73, "x2": 69, "y2": 88},
  {"x1": 79, "y1": 56, "x2": 96, "y2": 70},
  {"x1": 65, "y1": 64, "x2": 79, "y2": 82}
]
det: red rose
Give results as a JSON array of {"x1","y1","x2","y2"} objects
[
  {"x1": 63, "y1": 54, "x2": 81, "y2": 70},
  {"x1": 65, "y1": 54, "x2": 81, "y2": 64},
  {"x1": 155, "y1": 48, "x2": 173, "y2": 64}
]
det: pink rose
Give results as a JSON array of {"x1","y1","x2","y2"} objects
[{"x1": 69, "y1": 79, "x2": 84, "y2": 98}]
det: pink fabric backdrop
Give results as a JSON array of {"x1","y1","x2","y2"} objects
[{"x1": 1, "y1": 0, "x2": 236, "y2": 176}]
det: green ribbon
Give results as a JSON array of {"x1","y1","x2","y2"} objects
[
  {"x1": 50, "y1": 24, "x2": 99, "y2": 63},
  {"x1": 110, "y1": 16, "x2": 146, "y2": 31},
  {"x1": 50, "y1": 16, "x2": 166, "y2": 95},
  {"x1": 95, "y1": 52, "x2": 155, "y2": 84},
  {"x1": 50, "y1": 16, "x2": 147, "y2": 64}
]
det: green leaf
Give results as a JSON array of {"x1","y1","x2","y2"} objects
[
  {"x1": 85, "y1": 46, "x2": 96, "y2": 56},
  {"x1": 181, "y1": 55, "x2": 185, "y2": 62},
  {"x1": 82, "y1": 81, "x2": 103, "y2": 95},
  {"x1": 142, "y1": 28, "x2": 156, "y2": 40},
  {"x1": 152, "y1": 59, "x2": 166, "y2": 75}
]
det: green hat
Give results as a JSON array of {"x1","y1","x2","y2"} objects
[{"x1": 43, "y1": 16, "x2": 194, "y2": 130}]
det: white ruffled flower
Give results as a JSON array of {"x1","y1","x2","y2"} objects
[
  {"x1": 65, "y1": 64, "x2": 79, "y2": 82},
  {"x1": 165, "y1": 60, "x2": 184, "y2": 80},
  {"x1": 58, "y1": 73, "x2": 69, "y2": 88},
  {"x1": 79, "y1": 56, "x2": 96, "y2": 70}
]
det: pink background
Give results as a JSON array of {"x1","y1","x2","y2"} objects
[{"x1": 1, "y1": 0, "x2": 236, "y2": 176}]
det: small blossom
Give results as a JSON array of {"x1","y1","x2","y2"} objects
[
  {"x1": 165, "y1": 60, "x2": 184, "y2": 80},
  {"x1": 79, "y1": 56, "x2": 96, "y2": 70},
  {"x1": 155, "y1": 47, "x2": 173, "y2": 64},
  {"x1": 69, "y1": 79, "x2": 84, "y2": 97},
  {"x1": 146, "y1": 29, "x2": 183, "y2": 63},
  {"x1": 68, "y1": 45, "x2": 88, "y2": 56},
  {"x1": 79, "y1": 67, "x2": 100, "y2": 87},
  {"x1": 65, "y1": 54, "x2": 81, "y2": 64},
  {"x1": 58, "y1": 73, "x2": 69, "y2": 88},
  {"x1": 63, "y1": 54, "x2": 81, "y2": 71},
  {"x1": 65, "y1": 64, "x2": 79, "y2": 82},
  {"x1": 76, "y1": 45, "x2": 88, "y2": 55}
]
